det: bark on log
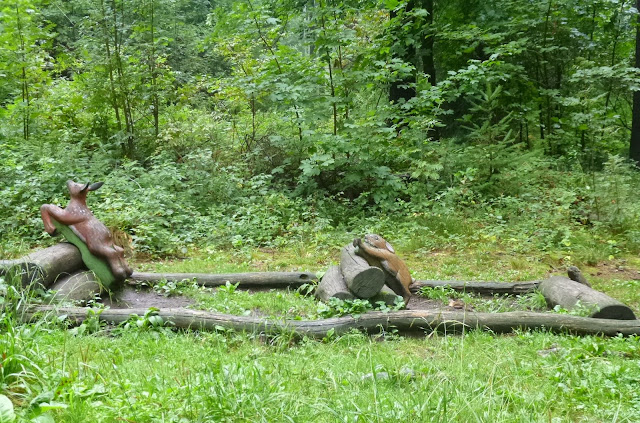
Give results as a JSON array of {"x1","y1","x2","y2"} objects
[
  {"x1": 6, "y1": 243, "x2": 84, "y2": 289},
  {"x1": 129, "y1": 271, "x2": 317, "y2": 287},
  {"x1": 21, "y1": 306, "x2": 640, "y2": 338},
  {"x1": 371, "y1": 285, "x2": 403, "y2": 307},
  {"x1": 315, "y1": 266, "x2": 354, "y2": 302},
  {"x1": 339, "y1": 244, "x2": 385, "y2": 298},
  {"x1": 539, "y1": 276, "x2": 636, "y2": 320},
  {"x1": 412, "y1": 280, "x2": 541, "y2": 295},
  {"x1": 50, "y1": 271, "x2": 103, "y2": 303},
  {"x1": 0, "y1": 260, "x2": 20, "y2": 276}
]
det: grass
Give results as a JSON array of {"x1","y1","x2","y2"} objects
[{"x1": 3, "y1": 238, "x2": 640, "y2": 421}]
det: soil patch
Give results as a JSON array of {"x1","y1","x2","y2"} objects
[{"x1": 102, "y1": 285, "x2": 194, "y2": 309}]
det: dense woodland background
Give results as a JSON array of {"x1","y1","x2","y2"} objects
[{"x1": 3, "y1": 0, "x2": 640, "y2": 259}]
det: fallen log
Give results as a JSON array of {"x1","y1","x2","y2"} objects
[
  {"x1": 129, "y1": 271, "x2": 317, "y2": 288},
  {"x1": 50, "y1": 270, "x2": 103, "y2": 303},
  {"x1": 339, "y1": 244, "x2": 385, "y2": 298},
  {"x1": 6, "y1": 243, "x2": 84, "y2": 289},
  {"x1": 0, "y1": 260, "x2": 20, "y2": 276},
  {"x1": 315, "y1": 266, "x2": 354, "y2": 302},
  {"x1": 21, "y1": 306, "x2": 640, "y2": 338},
  {"x1": 539, "y1": 276, "x2": 636, "y2": 320},
  {"x1": 412, "y1": 280, "x2": 541, "y2": 295}
]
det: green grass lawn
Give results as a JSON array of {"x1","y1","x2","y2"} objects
[{"x1": 4, "y1": 243, "x2": 640, "y2": 422}]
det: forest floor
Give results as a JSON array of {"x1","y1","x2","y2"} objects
[{"x1": 5, "y1": 245, "x2": 640, "y2": 422}]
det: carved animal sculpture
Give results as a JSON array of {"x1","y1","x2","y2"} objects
[
  {"x1": 40, "y1": 180, "x2": 133, "y2": 282},
  {"x1": 353, "y1": 234, "x2": 413, "y2": 304}
]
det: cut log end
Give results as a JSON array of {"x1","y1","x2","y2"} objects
[{"x1": 348, "y1": 267, "x2": 385, "y2": 298}]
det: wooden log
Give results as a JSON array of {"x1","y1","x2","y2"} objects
[
  {"x1": 21, "y1": 306, "x2": 640, "y2": 338},
  {"x1": 129, "y1": 271, "x2": 317, "y2": 287},
  {"x1": 6, "y1": 243, "x2": 84, "y2": 289},
  {"x1": 371, "y1": 285, "x2": 403, "y2": 307},
  {"x1": 0, "y1": 260, "x2": 20, "y2": 276},
  {"x1": 315, "y1": 266, "x2": 354, "y2": 302},
  {"x1": 50, "y1": 271, "x2": 103, "y2": 303},
  {"x1": 539, "y1": 276, "x2": 636, "y2": 320},
  {"x1": 412, "y1": 280, "x2": 541, "y2": 295},
  {"x1": 339, "y1": 244, "x2": 385, "y2": 298}
]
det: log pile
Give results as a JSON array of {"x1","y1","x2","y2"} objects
[
  {"x1": 315, "y1": 243, "x2": 404, "y2": 306},
  {"x1": 2, "y1": 243, "x2": 103, "y2": 303}
]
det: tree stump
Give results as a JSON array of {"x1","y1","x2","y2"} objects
[
  {"x1": 339, "y1": 244, "x2": 385, "y2": 298},
  {"x1": 6, "y1": 243, "x2": 84, "y2": 289},
  {"x1": 315, "y1": 266, "x2": 355, "y2": 302},
  {"x1": 539, "y1": 276, "x2": 636, "y2": 320},
  {"x1": 50, "y1": 270, "x2": 103, "y2": 303}
]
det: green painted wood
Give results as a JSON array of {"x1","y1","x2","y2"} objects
[{"x1": 52, "y1": 219, "x2": 116, "y2": 289}]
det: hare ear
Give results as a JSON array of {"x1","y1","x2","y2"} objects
[
  {"x1": 88, "y1": 182, "x2": 104, "y2": 191},
  {"x1": 385, "y1": 241, "x2": 395, "y2": 253}
]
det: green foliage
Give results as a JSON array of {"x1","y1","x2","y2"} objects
[{"x1": 316, "y1": 297, "x2": 405, "y2": 319}]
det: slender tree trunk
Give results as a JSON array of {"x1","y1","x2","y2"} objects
[
  {"x1": 15, "y1": 4, "x2": 29, "y2": 140},
  {"x1": 630, "y1": 0, "x2": 640, "y2": 163},
  {"x1": 100, "y1": 0, "x2": 123, "y2": 134},
  {"x1": 150, "y1": 0, "x2": 159, "y2": 138}
]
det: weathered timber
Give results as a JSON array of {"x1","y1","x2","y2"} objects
[
  {"x1": 50, "y1": 270, "x2": 103, "y2": 302},
  {"x1": 567, "y1": 266, "x2": 591, "y2": 287},
  {"x1": 0, "y1": 260, "x2": 20, "y2": 276},
  {"x1": 129, "y1": 271, "x2": 317, "y2": 287},
  {"x1": 7, "y1": 243, "x2": 84, "y2": 289},
  {"x1": 340, "y1": 244, "x2": 385, "y2": 298},
  {"x1": 371, "y1": 285, "x2": 403, "y2": 307},
  {"x1": 315, "y1": 266, "x2": 354, "y2": 302},
  {"x1": 411, "y1": 280, "x2": 541, "y2": 295},
  {"x1": 52, "y1": 220, "x2": 118, "y2": 289},
  {"x1": 21, "y1": 306, "x2": 640, "y2": 338},
  {"x1": 539, "y1": 276, "x2": 636, "y2": 320}
]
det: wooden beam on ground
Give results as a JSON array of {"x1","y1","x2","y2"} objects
[
  {"x1": 6, "y1": 243, "x2": 84, "y2": 289},
  {"x1": 22, "y1": 306, "x2": 640, "y2": 338},
  {"x1": 129, "y1": 271, "x2": 318, "y2": 287},
  {"x1": 412, "y1": 280, "x2": 541, "y2": 295},
  {"x1": 539, "y1": 276, "x2": 636, "y2": 320}
]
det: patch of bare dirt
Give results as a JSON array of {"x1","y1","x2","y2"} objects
[
  {"x1": 590, "y1": 262, "x2": 640, "y2": 281},
  {"x1": 101, "y1": 286, "x2": 194, "y2": 309}
]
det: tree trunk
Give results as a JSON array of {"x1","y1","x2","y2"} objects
[
  {"x1": 339, "y1": 244, "x2": 385, "y2": 298},
  {"x1": 7, "y1": 243, "x2": 84, "y2": 289},
  {"x1": 315, "y1": 265, "x2": 354, "y2": 302},
  {"x1": 129, "y1": 271, "x2": 317, "y2": 288},
  {"x1": 50, "y1": 270, "x2": 103, "y2": 302},
  {"x1": 630, "y1": 0, "x2": 640, "y2": 163},
  {"x1": 23, "y1": 306, "x2": 640, "y2": 338},
  {"x1": 371, "y1": 285, "x2": 402, "y2": 306},
  {"x1": 539, "y1": 276, "x2": 636, "y2": 320}
]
